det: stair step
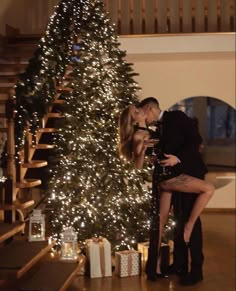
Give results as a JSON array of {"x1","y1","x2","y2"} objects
[
  {"x1": 0, "y1": 82, "x2": 15, "y2": 87},
  {"x1": 0, "y1": 93, "x2": 8, "y2": 99},
  {"x1": 16, "y1": 179, "x2": 42, "y2": 188},
  {"x1": 0, "y1": 71, "x2": 22, "y2": 76},
  {"x1": 7, "y1": 34, "x2": 42, "y2": 43},
  {"x1": 0, "y1": 240, "x2": 53, "y2": 279},
  {"x1": 0, "y1": 59, "x2": 28, "y2": 65},
  {"x1": 0, "y1": 76, "x2": 18, "y2": 83},
  {"x1": 56, "y1": 86, "x2": 73, "y2": 92},
  {"x1": 38, "y1": 128, "x2": 58, "y2": 133},
  {"x1": 0, "y1": 63, "x2": 28, "y2": 71},
  {"x1": 53, "y1": 99, "x2": 65, "y2": 105},
  {"x1": 31, "y1": 144, "x2": 55, "y2": 150},
  {"x1": 0, "y1": 88, "x2": 11, "y2": 94},
  {"x1": 63, "y1": 75, "x2": 73, "y2": 80},
  {"x1": 0, "y1": 128, "x2": 7, "y2": 133},
  {"x1": 22, "y1": 160, "x2": 48, "y2": 168},
  {"x1": 18, "y1": 260, "x2": 80, "y2": 291},
  {"x1": 6, "y1": 43, "x2": 38, "y2": 49},
  {"x1": 47, "y1": 113, "x2": 63, "y2": 118},
  {"x1": 0, "y1": 222, "x2": 25, "y2": 243},
  {"x1": 0, "y1": 52, "x2": 33, "y2": 61},
  {"x1": 0, "y1": 200, "x2": 34, "y2": 210}
]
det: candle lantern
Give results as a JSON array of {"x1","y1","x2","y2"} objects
[
  {"x1": 29, "y1": 209, "x2": 45, "y2": 241},
  {"x1": 60, "y1": 227, "x2": 78, "y2": 262}
]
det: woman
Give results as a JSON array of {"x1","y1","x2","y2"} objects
[{"x1": 118, "y1": 105, "x2": 214, "y2": 278}]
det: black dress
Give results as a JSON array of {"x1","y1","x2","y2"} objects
[{"x1": 136, "y1": 125, "x2": 182, "y2": 277}]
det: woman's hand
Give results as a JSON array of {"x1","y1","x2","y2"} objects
[
  {"x1": 143, "y1": 138, "x2": 159, "y2": 150},
  {"x1": 133, "y1": 137, "x2": 158, "y2": 169},
  {"x1": 160, "y1": 154, "x2": 181, "y2": 167}
]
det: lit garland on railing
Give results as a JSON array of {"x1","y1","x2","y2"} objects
[{"x1": 14, "y1": 0, "x2": 78, "y2": 153}]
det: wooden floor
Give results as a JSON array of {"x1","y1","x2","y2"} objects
[{"x1": 67, "y1": 213, "x2": 235, "y2": 291}]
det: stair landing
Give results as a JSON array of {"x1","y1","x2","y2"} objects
[
  {"x1": 0, "y1": 240, "x2": 53, "y2": 279},
  {"x1": 18, "y1": 260, "x2": 81, "y2": 291},
  {"x1": 0, "y1": 222, "x2": 25, "y2": 243}
]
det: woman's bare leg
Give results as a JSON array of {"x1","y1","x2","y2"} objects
[
  {"x1": 156, "y1": 191, "x2": 172, "y2": 273},
  {"x1": 160, "y1": 174, "x2": 214, "y2": 243}
]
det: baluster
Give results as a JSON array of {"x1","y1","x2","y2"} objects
[
  {"x1": 157, "y1": 0, "x2": 168, "y2": 33},
  {"x1": 104, "y1": 0, "x2": 109, "y2": 11},
  {"x1": 192, "y1": 0, "x2": 196, "y2": 32},
  {"x1": 130, "y1": 0, "x2": 134, "y2": 34},
  {"x1": 207, "y1": 0, "x2": 218, "y2": 32},
  {"x1": 169, "y1": 0, "x2": 181, "y2": 33},
  {"x1": 167, "y1": 0, "x2": 171, "y2": 33},
  {"x1": 220, "y1": 0, "x2": 231, "y2": 32},
  {"x1": 108, "y1": 0, "x2": 119, "y2": 33},
  {"x1": 133, "y1": 0, "x2": 142, "y2": 34},
  {"x1": 145, "y1": 0, "x2": 155, "y2": 34},
  {"x1": 142, "y1": 0, "x2": 146, "y2": 33},
  {"x1": 182, "y1": 0, "x2": 193, "y2": 32},
  {"x1": 179, "y1": 0, "x2": 183, "y2": 32},
  {"x1": 5, "y1": 90, "x2": 15, "y2": 182},
  {"x1": 204, "y1": 0, "x2": 208, "y2": 32},
  {"x1": 24, "y1": 128, "x2": 31, "y2": 164},
  {"x1": 195, "y1": 0, "x2": 205, "y2": 32},
  {"x1": 118, "y1": 0, "x2": 122, "y2": 34},
  {"x1": 154, "y1": 0, "x2": 158, "y2": 33},
  {"x1": 120, "y1": 0, "x2": 131, "y2": 34},
  {"x1": 4, "y1": 89, "x2": 16, "y2": 223},
  {"x1": 230, "y1": 0, "x2": 235, "y2": 32}
]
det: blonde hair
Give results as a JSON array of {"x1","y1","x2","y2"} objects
[{"x1": 118, "y1": 106, "x2": 135, "y2": 161}]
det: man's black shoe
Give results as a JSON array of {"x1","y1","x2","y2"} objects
[
  {"x1": 147, "y1": 274, "x2": 157, "y2": 281},
  {"x1": 166, "y1": 264, "x2": 188, "y2": 277},
  {"x1": 180, "y1": 273, "x2": 203, "y2": 286},
  {"x1": 147, "y1": 273, "x2": 169, "y2": 281},
  {"x1": 156, "y1": 273, "x2": 169, "y2": 279}
]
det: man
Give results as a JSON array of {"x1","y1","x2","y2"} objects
[{"x1": 138, "y1": 97, "x2": 207, "y2": 286}]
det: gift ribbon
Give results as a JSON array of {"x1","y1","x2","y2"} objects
[
  {"x1": 99, "y1": 241, "x2": 105, "y2": 277},
  {"x1": 92, "y1": 236, "x2": 103, "y2": 243},
  {"x1": 119, "y1": 250, "x2": 137, "y2": 276}
]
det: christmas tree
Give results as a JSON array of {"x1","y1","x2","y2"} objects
[
  {"x1": 12, "y1": 0, "x2": 175, "y2": 251},
  {"x1": 43, "y1": 0, "x2": 152, "y2": 250}
]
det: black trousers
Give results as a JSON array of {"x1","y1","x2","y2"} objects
[{"x1": 172, "y1": 192, "x2": 204, "y2": 275}]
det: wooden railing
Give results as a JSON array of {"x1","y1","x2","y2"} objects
[
  {"x1": 0, "y1": 0, "x2": 235, "y2": 35},
  {"x1": 103, "y1": 0, "x2": 235, "y2": 34}
]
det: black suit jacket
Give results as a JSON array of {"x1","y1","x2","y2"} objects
[{"x1": 160, "y1": 110, "x2": 207, "y2": 178}]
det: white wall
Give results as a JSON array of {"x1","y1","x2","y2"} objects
[
  {"x1": 119, "y1": 34, "x2": 235, "y2": 108},
  {"x1": 119, "y1": 34, "x2": 236, "y2": 209}
]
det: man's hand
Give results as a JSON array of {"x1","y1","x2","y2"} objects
[{"x1": 160, "y1": 154, "x2": 180, "y2": 167}]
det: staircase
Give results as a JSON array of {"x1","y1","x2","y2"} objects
[{"x1": 0, "y1": 29, "x2": 82, "y2": 290}]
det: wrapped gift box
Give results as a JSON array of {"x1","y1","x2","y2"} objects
[
  {"x1": 137, "y1": 241, "x2": 170, "y2": 273},
  {"x1": 85, "y1": 237, "x2": 112, "y2": 278},
  {"x1": 115, "y1": 250, "x2": 142, "y2": 277}
]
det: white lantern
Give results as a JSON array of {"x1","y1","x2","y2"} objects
[
  {"x1": 29, "y1": 209, "x2": 45, "y2": 241},
  {"x1": 60, "y1": 227, "x2": 78, "y2": 262}
]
